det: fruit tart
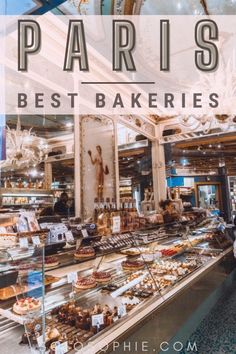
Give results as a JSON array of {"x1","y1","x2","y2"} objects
[
  {"x1": 74, "y1": 247, "x2": 95, "y2": 260},
  {"x1": 92, "y1": 271, "x2": 112, "y2": 283},
  {"x1": 74, "y1": 276, "x2": 97, "y2": 290},
  {"x1": 13, "y1": 297, "x2": 41, "y2": 315}
]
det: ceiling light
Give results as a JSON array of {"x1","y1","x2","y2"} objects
[
  {"x1": 179, "y1": 62, "x2": 236, "y2": 134},
  {"x1": 181, "y1": 158, "x2": 188, "y2": 166},
  {"x1": 30, "y1": 169, "x2": 38, "y2": 177},
  {"x1": 177, "y1": 2, "x2": 182, "y2": 10}
]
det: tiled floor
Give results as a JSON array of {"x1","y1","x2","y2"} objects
[{"x1": 180, "y1": 279, "x2": 236, "y2": 354}]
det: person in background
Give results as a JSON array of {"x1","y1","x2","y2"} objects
[
  {"x1": 54, "y1": 192, "x2": 69, "y2": 216},
  {"x1": 159, "y1": 199, "x2": 181, "y2": 224}
]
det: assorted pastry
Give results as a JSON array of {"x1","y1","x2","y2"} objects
[
  {"x1": 52, "y1": 302, "x2": 123, "y2": 330},
  {"x1": 151, "y1": 259, "x2": 199, "y2": 277},
  {"x1": 11, "y1": 261, "x2": 37, "y2": 274},
  {"x1": 101, "y1": 283, "x2": 119, "y2": 293},
  {"x1": 19, "y1": 301, "x2": 129, "y2": 351},
  {"x1": 123, "y1": 271, "x2": 171, "y2": 296},
  {"x1": 92, "y1": 233, "x2": 134, "y2": 252},
  {"x1": 118, "y1": 257, "x2": 200, "y2": 299},
  {"x1": 74, "y1": 247, "x2": 95, "y2": 260},
  {"x1": 160, "y1": 248, "x2": 178, "y2": 257},
  {"x1": 2, "y1": 222, "x2": 225, "y2": 354},
  {"x1": 20, "y1": 297, "x2": 140, "y2": 351},
  {"x1": 120, "y1": 248, "x2": 141, "y2": 256},
  {"x1": 135, "y1": 231, "x2": 169, "y2": 243},
  {"x1": 13, "y1": 297, "x2": 41, "y2": 315}
]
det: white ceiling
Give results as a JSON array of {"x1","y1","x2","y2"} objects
[{"x1": 140, "y1": 0, "x2": 236, "y2": 15}]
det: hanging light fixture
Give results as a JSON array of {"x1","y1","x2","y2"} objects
[
  {"x1": 0, "y1": 116, "x2": 48, "y2": 171},
  {"x1": 179, "y1": 60, "x2": 236, "y2": 134}
]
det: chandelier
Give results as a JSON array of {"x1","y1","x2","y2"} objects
[
  {"x1": 179, "y1": 114, "x2": 235, "y2": 134},
  {"x1": 0, "y1": 116, "x2": 48, "y2": 171},
  {"x1": 178, "y1": 59, "x2": 236, "y2": 134}
]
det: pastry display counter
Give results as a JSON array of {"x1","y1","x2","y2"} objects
[{"x1": 0, "y1": 217, "x2": 233, "y2": 354}]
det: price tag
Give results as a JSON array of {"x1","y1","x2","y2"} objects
[
  {"x1": 81, "y1": 229, "x2": 89, "y2": 238},
  {"x1": 118, "y1": 304, "x2": 127, "y2": 318},
  {"x1": 19, "y1": 237, "x2": 29, "y2": 249},
  {"x1": 112, "y1": 216, "x2": 121, "y2": 233},
  {"x1": 34, "y1": 323, "x2": 41, "y2": 332},
  {"x1": 32, "y1": 236, "x2": 41, "y2": 246},
  {"x1": 67, "y1": 272, "x2": 78, "y2": 284},
  {"x1": 36, "y1": 335, "x2": 44, "y2": 347},
  {"x1": 76, "y1": 239, "x2": 81, "y2": 250},
  {"x1": 65, "y1": 231, "x2": 74, "y2": 242},
  {"x1": 143, "y1": 236, "x2": 148, "y2": 244},
  {"x1": 69, "y1": 291, "x2": 75, "y2": 299},
  {"x1": 55, "y1": 341, "x2": 68, "y2": 354},
  {"x1": 91, "y1": 314, "x2": 104, "y2": 327}
]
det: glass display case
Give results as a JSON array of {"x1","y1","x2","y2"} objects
[
  {"x1": 0, "y1": 212, "x2": 233, "y2": 354},
  {"x1": 0, "y1": 213, "x2": 48, "y2": 353}
]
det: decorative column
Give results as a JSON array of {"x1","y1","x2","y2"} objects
[
  {"x1": 113, "y1": 117, "x2": 120, "y2": 209},
  {"x1": 74, "y1": 115, "x2": 81, "y2": 217},
  {"x1": 133, "y1": 0, "x2": 143, "y2": 14},
  {"x1": 152, "y1": 125, "x2": 167, "y2": 210},
  {"x1": 44, "y1": 162, "x2": 52, "y2": 190}
]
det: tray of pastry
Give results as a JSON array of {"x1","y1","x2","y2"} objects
[
  {"x1": 0, "y1": 275, "x2": 61, "y2": 300},
  {"x1": 116, "y1": 256, "x2": 202, "y2": 299},
  {"x1": 188, "y1": 246, "x2": 222, "y2": 256},
  {"x1": 20, "y1": 297, "x2": 138, "y2": 353}
]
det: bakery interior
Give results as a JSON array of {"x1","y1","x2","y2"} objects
[
  {"x1": 0, "y1": 112, "x2": 235, "y2": 354},
  {"x1": 2, "y1": 1, "x2": 236, "y2": 354}
]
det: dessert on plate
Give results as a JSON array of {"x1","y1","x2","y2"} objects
[
  {"x1": 74, "y1": 276, "x2": 97, "y2": 290},
  {"x1": 44, "y1": 256, "x2": 59, "y2": 268},
  {"x1": 13, "y1": 297, "x2": 41, "y2": 315},
  {"x1": 122, "y1": 260, "x2": 145, "y2": 271},
  {"x1": 92, "y1": 271, "x2": 112, "y2": 283},
  {"x1": 74, "y1": 247, "x2": 95, "y2": 260}
]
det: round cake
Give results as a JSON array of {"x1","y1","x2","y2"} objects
[
  {"x1": 74, "y1": 247, "x2": 95, "y2": 260},
  {"x1": 45, "y1": 256, "x2": 59, "y2": 268},
  {"x1": 92, "y1": 271, "x2": 112, "y2": 283},
  {"x1": 13, "y1": 297, "x2": 41, "y2": 315},
  {"x1": 122, "y1": 260, "x2": 145, "y2": 271},
  {"x1": 74, "y1": 277, "x2": 97, "y2": 290}
]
